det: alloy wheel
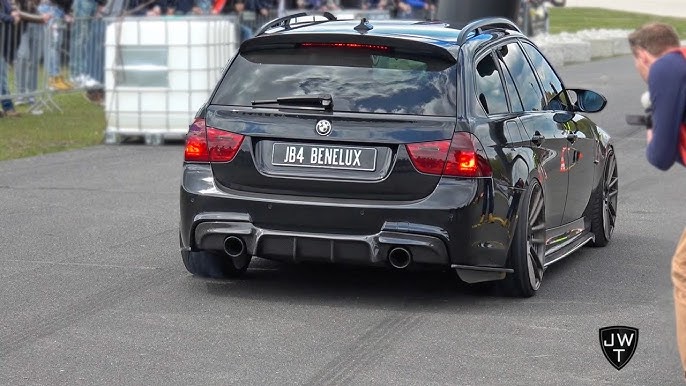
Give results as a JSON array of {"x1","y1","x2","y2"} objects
[
  {"x1": 527, "y1": 183, "x2": 546, "y2": 290},
  {"x1": 602, "y1": 154, "x2": 618, "y2": 240}
]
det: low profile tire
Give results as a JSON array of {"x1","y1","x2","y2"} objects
[
  {"x1": 590, "y1": 149, "x2": 618, "y2": 247},
  {"x1": 182, "y1": 250, "x2": 251, "y2": 279},
  {"x1": 499, "y1": 180, "x2": 546, "y2": 298}
]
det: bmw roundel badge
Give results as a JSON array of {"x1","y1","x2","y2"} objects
[{"x1": 315, "y1": 120, "x2": 332, "y2": 136}]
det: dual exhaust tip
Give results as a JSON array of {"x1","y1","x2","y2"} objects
[{"x1": 224, "y1": 236, "x2": 412, "y2": 269}]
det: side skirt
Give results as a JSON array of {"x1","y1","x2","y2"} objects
[{"x1": 543, "y1": 217, "x2": 595, "y2": 267}]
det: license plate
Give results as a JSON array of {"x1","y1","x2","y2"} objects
[{"x1": 271, "y1": 143, "x2": 377, "y2": 171}]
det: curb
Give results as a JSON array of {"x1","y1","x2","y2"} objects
[{"x1": 532, "y1": 29, "x2": 633, "y2": 66}]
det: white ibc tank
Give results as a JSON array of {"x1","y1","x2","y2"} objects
[{"x1": 104, "y1": 16, "x2": 239, "y2": 143}]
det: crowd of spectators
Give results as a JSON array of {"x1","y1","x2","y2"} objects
[{"x1": 0, "y1": 0, "x2": 438, "y2": 118}]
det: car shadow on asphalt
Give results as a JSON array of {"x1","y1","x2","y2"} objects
[
  {"x1": 180, "y1": 259, "x2": 553, "y2": 313},
  {"x1": 178, "y1": 231, "x2": 670, "y2": 310}
]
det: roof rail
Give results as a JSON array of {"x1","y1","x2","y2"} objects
[
  {"x1": 254, "y1": 12, "x2": 338, "y2": 36},
  {"x1": 456, "y1": 17, "x2": 522, "y2": 45}
]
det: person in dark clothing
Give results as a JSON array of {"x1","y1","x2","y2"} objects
[
  {"x1": 249, "y1": 0, "x2": 276, "y2": 27},
  {"x1": 396, "y1": 0, "x2": 427, "y2": 19},
  {"x1": 1, "y1": 0, "x2": 20, "y2": 116},
  {"x1": 124, "y1": 0, "x2": 164, "y2": 15},
  {"x1": 164, "y1": 0, "x2": 208, "y2": 15},
  {"x1": 299, "y1": 0, "x2": 339, "y2": 11},
  {"x1": 629, "y1": 24, "x2": 686, "y2": 170},
  {"x1": 1, "y1": 0, "x2": 19, "y2": 63},
  {"x1": 212, "y1": 0, "x2": 255, "y2": 41},
  {"x1": 360, "y1": 0, "x2": 390, "y2": 10},
  {"x1": 628, "y1": 22, "x2": 686, "y2": 380},
  {"x1": 14, "y1": 0, "x2": 50, "y2": 107}
]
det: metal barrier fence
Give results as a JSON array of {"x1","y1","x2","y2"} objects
[
  {"x1": 0, "y1": 8, "x2": 399, "y2": 138},
  {"x1": 0, "y1": 7, "x2": 401, "y2": 117},
  {"x1": 2, "y1": 14, "x2": 108, "y2": 116},
  {"x1": 4, "y1": 5, "x2": 530, "y2": 143},
  {"x1": 1, "y1": 13, "x2": 242, "y2": 128}
]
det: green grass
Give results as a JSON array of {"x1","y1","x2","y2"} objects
[
  {"x1": 0, "y1": 92, "x2": 105, "y2": 161},
  {"x1": 549, "y1": 7, "x2": 686, "y2": 37}
]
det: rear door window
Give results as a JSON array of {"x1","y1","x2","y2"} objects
[
  {"x1": 212, "y1": 47, "x2": 458, "y2": 116},
  {"x1": 495, "y1": 47, "x2": 524, "y2": 113},
  {"x1": 497, "y1": 43, "x2": 545, "y2": 111},
  {"x1": 475, "y1": 53, "x2": 509, "y2": 115}
]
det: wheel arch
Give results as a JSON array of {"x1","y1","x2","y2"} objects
[
  {"x1": 503, "y1": 157, "x2": 545, "y2": 255},
  {"x1": 584, "y1": 141, "x2": 616, "y2": 219}
]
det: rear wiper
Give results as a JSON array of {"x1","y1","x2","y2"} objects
[{"x1": 251, "y1": 94, "x2": 333, "y2": 110}]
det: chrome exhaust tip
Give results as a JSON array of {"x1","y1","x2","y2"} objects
[
  {"x1": 388, "y1": 247, "x2": 412, "y2": 269},
  {"x1": 223, "y1": 236, "x2": 246, "y2": 258}
]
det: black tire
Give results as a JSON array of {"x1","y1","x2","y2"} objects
[
  {"x1": 182, "y1": 250, "x2": 251, "y2": 279},
  {"x1": 590, "y1": 150, "x2": 618, "y2": 247},
  {"x1": 499, "y1": 180, "x2": 546, "y2": 298}
]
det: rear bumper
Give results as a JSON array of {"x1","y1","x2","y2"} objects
[
  {"x1": 194, "y1": 221, "x2": 448, "y2": 266},
  {"x1": 180, "y1": 164, "x2": 518, "y2": 272}
]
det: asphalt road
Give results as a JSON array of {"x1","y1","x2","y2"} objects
[{"x1": 2, "y1": 56, "x2": 685, "y2": 385}]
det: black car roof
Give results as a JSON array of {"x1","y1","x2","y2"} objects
[{"x1": 240, "y1": 14, "x2": 522, "y2": 59}]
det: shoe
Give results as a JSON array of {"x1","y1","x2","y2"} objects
[
  {"x1": 57, "y1": 76, "x2": 74, "y2": 89},
  {"x1": 49, "y1": 76, "x2": 71, "y2": 91},
  {"x1": 491, "y1": 216, "x2": 507, "y2": 227},
  {"x1": 82, "y1": 75, "x2": 102, "y2": 89},
  {"x1": 15, "y1": 97, "x2": 36, "y2": 106},
  {"x1": 72, "y1": 74, "x2": 101, "y2": 89},
  {"x1": 30, "y1": 108, "x2": 44, "y2": 115},
  {"x1": 70, "y1": 74, "x2": 84, "y2": 86}
]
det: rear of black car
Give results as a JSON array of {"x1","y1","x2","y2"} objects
[{"x1": 180, "y1": 27, "x2": 499, "y2": 274}]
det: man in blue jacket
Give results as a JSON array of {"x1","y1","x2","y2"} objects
[
  {"x1": 630, "y1": 24, "x2": 686, "y2": 170},
  {"x1": 629, "y1": 22, "x2": 686, "y2": 378}
]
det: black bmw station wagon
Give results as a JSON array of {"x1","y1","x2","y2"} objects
[{"x1": 179, "y1": 14, "x2": 618, "y2": 297}]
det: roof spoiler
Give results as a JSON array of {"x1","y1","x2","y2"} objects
[{"x1": 240, "y1": 33, "x2": 458, "y2": 63}]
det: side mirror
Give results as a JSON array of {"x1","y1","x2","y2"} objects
[{"x1": 567, "y1": 88, "x2": 607, "y2": 113}]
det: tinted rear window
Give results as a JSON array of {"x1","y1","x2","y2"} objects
[{"x1": 212, "y1": 47, "x2": 457, "y2": 116}]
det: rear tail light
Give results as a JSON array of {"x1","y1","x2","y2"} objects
[
  {"x1": 184, "y1": 118, "x2": 209, "y2": 162},
  {"x1": 207, "y1": 126, "x2": 244, "y2": 162},
  {"x1": 406, "y1": 132, "x2": 491, "y2": 177},
  {"x1": 184, "y1": 118, "x2": 244, "y2": 163}
]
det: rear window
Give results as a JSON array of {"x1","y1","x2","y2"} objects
[{"x1": 212, "y1": 47, "x2": 457, "y2": 116}]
